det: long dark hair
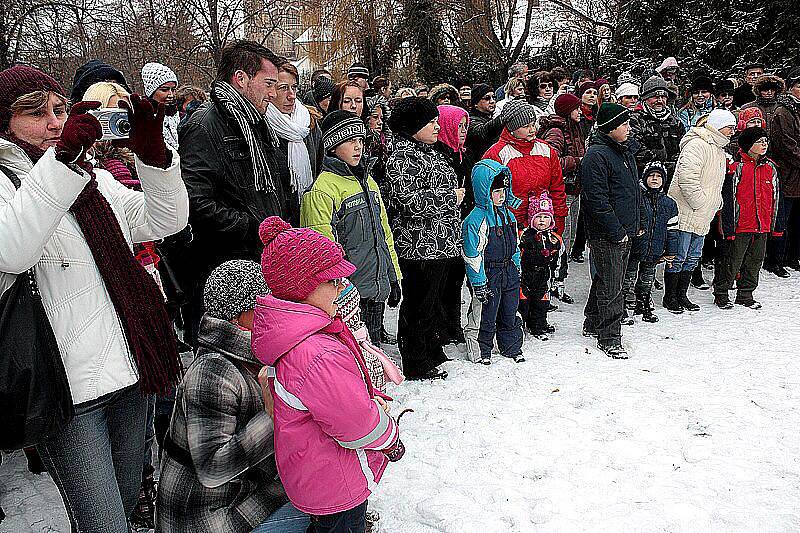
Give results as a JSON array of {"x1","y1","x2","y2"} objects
[
  {"x1": 330, "y1": 81, "x2": 367, "y2": 119},
  {"x1": 526, "y1": 71, "x2": 553, "y2": 106}
]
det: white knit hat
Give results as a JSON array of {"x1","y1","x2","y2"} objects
[
  {"x1": 615, "y1": 83, "x2": 639, "y2": 99},
  {"x1": 706, "y1": 109, "x2": 737, "y2": 132},
  {"x1": 141, "y1": 62, "x2": 178, "y2": 97}
]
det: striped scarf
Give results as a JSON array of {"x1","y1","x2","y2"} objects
[{"x1": 211, "y1": 81, "x2": 276, "y2": 193}]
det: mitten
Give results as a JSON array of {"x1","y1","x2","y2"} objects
[
  {"x1": 387, "y1": 281, "x2": 402, "y2": 308},
  {"x1": 54, "y1": 101, "x2": 102, "y2": 165},
  {"x1": 473, "y1": 284, "x2": 493, "y2": 303},
  {"x1": 118, "y1": 94, "x2": 168, "y2": 168}
]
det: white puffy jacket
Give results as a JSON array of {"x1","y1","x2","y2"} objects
[
  {"x1": 0, "y1": 138, "x2": 189, "y2": 404},
  {"x1": 668, "y1": 125, "x2": 730, "y2": 235}
]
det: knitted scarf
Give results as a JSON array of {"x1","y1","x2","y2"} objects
[
  {"x1": 2, "y1": 133, "x2": 182, "y2": 394},
  {"x1": 265, "y1": 102, "x2": 313, "y2": 201},
  {"x1": 212, "y1": 81, "x2": 276, "y2": 193},
  {"x1": 643, "y1": 101, "x2": 672, "y2": 121}
]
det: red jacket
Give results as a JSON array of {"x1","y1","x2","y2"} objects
[
  {"x1": 483, "y1": 128, "x2": 567, "y2": 231},
  {"x1": 720, "y1": 150, "x2": 781, "y2": 237}
]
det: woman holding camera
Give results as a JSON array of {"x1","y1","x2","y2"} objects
[{"x1": 0, "y1": 65, "x2": 188, "y2": 532}]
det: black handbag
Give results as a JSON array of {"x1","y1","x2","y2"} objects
[{"x1": 0, "y1": 164, "x2": 73, "y2": 449}]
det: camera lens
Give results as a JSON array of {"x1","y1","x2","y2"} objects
[{"x1": 117, "y1": 119, "x2": 132, "y2": 135}]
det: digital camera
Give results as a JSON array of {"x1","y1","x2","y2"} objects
[{"x1": 88, "y1": 108, "x2": 131, "y2": 140}]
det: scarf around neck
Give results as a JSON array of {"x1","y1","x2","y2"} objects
[
  {"x1": 1, "y1": 136, "x2": 182, "y2": 394},
  {"x1": 212, "y1": 81, "x2": 276, "y2": 193},
  {"x1": 643, "y1": 101, "x2": 672, "y2": 121},
  {"x1": 266, "y1": 102, "x2": 313, "y2": 201}
]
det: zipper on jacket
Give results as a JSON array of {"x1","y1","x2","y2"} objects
[
  {"x1": 355, "y1": 168, "x2": 385, "y2": 296},
  {"x1": 752, "y1": 163, "x2": 761, "y2": 232}
]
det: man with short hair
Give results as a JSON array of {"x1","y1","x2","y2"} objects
[
  {"x1": 580, "y1": 103, "x2": 641, "y2": 359},
  {"x1": 466, "y1": 84, "x2": 504, "y2": 163},
  {"x1": 347, "y1": 62, "x2": 370, "y2": 90},
  {"x1": 630, "y1": 76, "x2": 685, "y2": 178},
  {"x1": 178, "y1": 40, "x2": 290, "y2": 345},
  {"x1": 734, "y1": 62, "x2": 765, "y2": 108},
  {"x1": 496, "y1": 62, "x2": 529, "y2": 101}
]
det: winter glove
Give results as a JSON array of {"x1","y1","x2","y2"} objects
[
  {"x1": 54, "y1": 101, "x2": 102, "y2": 165},
  {"x1": 555, "y1": 216, "x2": 566, "y2": 236},
  {"x1": 117, "y1": 94, "x2": 168, "y2": 168},
  {"x1": 473, "y1": 284, "x2": 493, "y2": 304},
  {"x1": 387, "y1": 281, "x2": 402, "y2": 308}
]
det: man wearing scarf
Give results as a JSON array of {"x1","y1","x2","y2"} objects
[
  {"x1": 179, "y1": 39, "x2": 290, "y2": 346},
  {"x1": 630, "y1": 76, "x2": 685, "y2": 181}
]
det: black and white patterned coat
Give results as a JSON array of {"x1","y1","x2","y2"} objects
[{"x1": 385, "y1": 136, "x2": 462, "y2": 260}]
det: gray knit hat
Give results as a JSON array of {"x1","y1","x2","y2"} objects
[
  {"x1": 501, "y1": 99, "x2": 537, "y2": 131},
  {"x1": 640, "y1": 76, "x2": 669, "y2": 100},
  {"x1": 203, "y1": 260, "x2": 268, "y2": 321}
]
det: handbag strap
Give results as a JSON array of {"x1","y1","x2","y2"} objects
[{"x1": 0, "y1": 164, "x2": 40, "y2": 296}]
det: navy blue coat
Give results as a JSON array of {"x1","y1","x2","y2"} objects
[
  {"x1": 580, "y1": 132, "x2": 641, "y2": 242},
  {"x1": 632, "y1": 184, "x2": 679, "y2": 263}
]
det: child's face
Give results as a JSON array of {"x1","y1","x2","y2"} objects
[
  {"x1": 533, "y1": 213, "x2": 552, "y2": 230},
  {"x1": 646, "y1": 172, "x2": 662, "y2": 189},
  {"x1": 333, "y1": 137, "x2": 363, "y2": 166},
  {"x1": 491, "y1": 188, "x2": 506, "y2": 206}
]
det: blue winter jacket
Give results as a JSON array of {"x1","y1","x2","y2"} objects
[
  {"x1": 462, "y1": 160, "x2": 522, "y2": 288},
  {"x1": 632, "y1": 182, "x2": 679, "y2": 263}
]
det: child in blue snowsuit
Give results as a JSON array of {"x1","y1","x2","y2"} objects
[
  {"x1": 462, "y1": 159, "x2": 525, "y2": 365},
  {"x1": 622, "y1": 160, "x2": 678, "y2": 323}
]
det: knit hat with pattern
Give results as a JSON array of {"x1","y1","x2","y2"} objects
[
  {"x1": 0, "y1": 65, "x2": 64, "y2": 131},
  {"x1": 347, "y1": 63, "x2": 370, "y2": 79},
  {"x1": 204, "y1": 260, "x2": 268, "y2": 320},
  {"x1": 321, "y1": 110, "x2": 365, "y2": 152},
  {"x1": 141, "y1": 62, "x2": 178, "y2": 97},
  {"x1": 528, "y1": 191, "x2": 555, "y2": 229},
  {"x1": 313, "y1": 76, "x2": 335, "y2": 103},
  {"x1": 596, "y1": 102, "x2": 630, "y2": 134},
  {"x1": 640, "y1": 76, "x2": 669, "y2": 100},
  {"x1": 259, "y1": 217, "x2": 356, "y2": 301},
  {"x1": 501, "y1": 99, "x2": 537, "y2": 131}
]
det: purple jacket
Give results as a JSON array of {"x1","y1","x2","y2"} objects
[{"x1": 251, "y1": 295, "x2": 398, "y2": 515}]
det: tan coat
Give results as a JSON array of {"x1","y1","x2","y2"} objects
[{"x1": 668, "y1": 125, "x2": 730, "y2": 235}]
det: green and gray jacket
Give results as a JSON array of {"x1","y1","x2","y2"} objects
[{"x1": 301, "y1": 156, "x2": 401, "y2": 301}]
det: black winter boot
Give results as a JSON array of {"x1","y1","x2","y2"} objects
[
  {"x1": 677, "y1": 271, "x2": 700, "y2": 311},
  {"x1": 662, "y1": 272, "x2": 684, "y2": 314},
  {"x1": 636, "y1": 293, "x2": 658, "y2": 322},
  {"x1": 691, "y1": 266, "x2": 710, "y2": 290}
]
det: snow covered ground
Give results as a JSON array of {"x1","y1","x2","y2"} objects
[{"x1": 2, "y1": 261, "x2": 799, "y2": 532}]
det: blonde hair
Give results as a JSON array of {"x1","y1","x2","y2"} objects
[
  {"x1": 82, "y1": 82, "x2": 130, "y2": 107},
  {"x1": 396, "y1": 87, "x2": 416, "y2": 99}
]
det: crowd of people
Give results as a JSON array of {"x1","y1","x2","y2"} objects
[{"x1": 1, "y1": 39, "x2": 799, "y2": 533}]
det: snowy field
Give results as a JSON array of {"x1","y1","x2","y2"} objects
[{"x1": 2, "y1": 261, "x2": 799, "y2": 532}]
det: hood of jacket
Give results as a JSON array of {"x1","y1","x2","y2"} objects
[
  {"x1": 681, "y1": 124, "x2": 730, "y2": 150},
  {"x1": 591, "y1": 130, "x2": 640, "y2": 154},
  {"x1": 252, "y1": 294, "x2": 333, "y2": 366},
  {"x1": 320, "y1": 153, "x2": 374, "y2": 181},
  {"x1": 471, "y1": 159, "x2": 521, "y2": 213},
  {"x1": 196, "y1": 314, "x2": 259, "y2": 365}
]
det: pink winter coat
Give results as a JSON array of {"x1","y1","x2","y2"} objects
[{"x1": 251, "y1": 294, "x2": 398, "y2": 515}]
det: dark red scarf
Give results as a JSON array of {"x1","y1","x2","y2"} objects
[{"x1": 2, "y1": 133, "x2": 182, "y2": 394}]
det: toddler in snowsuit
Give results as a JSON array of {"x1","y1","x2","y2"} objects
[
  {"x1": 622, "y1": 161, "x2": 678, "y2": 323},
  {"x1": 462, "y1": 159, "x2": 525, "y2": 364},
  {"x1": 519, "y1": 192, "x2": 562, "y2": 340}
]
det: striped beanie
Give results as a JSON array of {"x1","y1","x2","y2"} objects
[
  {"x1": 320, "y1": 110, "x2": 366, "y2": 152},
  {"x1": 347, "y1": 63, "x2": 370, "y2": 79},
  {"x1": 596, "y1": 102, "x2": 630, "y2": 134}
]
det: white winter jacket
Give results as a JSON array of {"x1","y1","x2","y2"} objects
[
  {"x1": 0, "y1": 138, "x2": 189, "y2": 404},
  {"x1": 668, "y1": 125, "x2": 730, "y2": 235}
]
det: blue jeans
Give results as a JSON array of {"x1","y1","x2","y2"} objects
[
  {"x1": 666, "y1": 230, "x2": 705, "y2": 273},
  {"x1": 251, "y1": 501, "x2": 310, "y2": 533},
  {"x1": 36, "y1": 383, "x2": 147, "y2": 533}
]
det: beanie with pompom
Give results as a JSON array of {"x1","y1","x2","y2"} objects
[{"x1": 259, "y1": 216, "x2": 357, "y2": 301}]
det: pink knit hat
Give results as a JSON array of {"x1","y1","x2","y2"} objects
[
  {"x1": 528, "y1": 191, "x2": 555, "y2": 229},
  {"x1": 259, "y1": 217, "x2": 356, "y2": 301},
  {"x1": 437, "y1": 104, "x2": 469, "y2": 157}
]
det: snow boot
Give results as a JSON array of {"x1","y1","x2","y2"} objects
[
  {"x1": 735, "y1": 295, "x2": 762, "y2": 309},
  {"x1": 636, "y1": 293, "x2": 658, "y2": 322},
  {"x1": 677, "y1": 271, "x2": 700, "y2": 311},
  {"x1": 620, "y1": 308, "x2": 634, "y2": 326},
  {"x1": 662, "y1": 272, "x2": 684, "y2": 314},
  {"x1": 598, "y1": 341, "x2": 629, "y2": 359},
  {"x1": 691, "y1": 266, "x2": 710, "y2": 290},
  {"x1": 130, "y1": 470, "x2": 157, "y2": 530},
  {"x1": 714, "y1": 293, "x2": 733, "y2": 309},
  {"x1": 513, "y1": 353, "x2": 526, "y2": 362},
  {"x1": 764, "y1": 262, "x2": 791, "y2": 278},
  {"x1": 786, "y1": 258, "x2": 800, "y2": 271},
  {"x1": 380, "y1": 327, "x2": 397, "y2": 345}
]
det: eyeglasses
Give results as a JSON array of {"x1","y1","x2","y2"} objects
[
  {"x1": 539, "y1": 83, "x2": 553, "y2": 89},
  {"x1": 481, "y1": 94, "x2": 495, "y2": 101},
  {"x1": 754, "y1": 138, "x2": 769, "y2": 144}
]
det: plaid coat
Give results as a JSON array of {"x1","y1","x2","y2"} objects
[{"x1": 156, "y1": 315, "x2": 287, "y2": 532}]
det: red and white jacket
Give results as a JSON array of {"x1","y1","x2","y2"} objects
[{"x1": 719, "y1": 150, "x2": 781, "y2": 237}]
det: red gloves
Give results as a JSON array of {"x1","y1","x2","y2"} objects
[
  {"x1": 555, "y1": 216, "x2": 566, "y2": 236},
  {"x1": 118, "y1": 94, "x2": 168, "y2": 168},
  {"x1": 55, "y1": 101, "x2": 102, "y2": 165}
]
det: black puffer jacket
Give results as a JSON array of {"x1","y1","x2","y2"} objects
[
  {"x1": 178, "y1": 96, "x2": 290, "y2": 289},
  {"x1": 466, "y1": 109, "x2": 504, "y2": 160},
  {"x1": 580, "y1": 132, "x2": 641, "y2": 242},
  {"x1": 385, "y1": 136, "x2": 462, "y2": 260},
  {"x1": 630, "y1": 106, "x2": 685, "y2": 179}
]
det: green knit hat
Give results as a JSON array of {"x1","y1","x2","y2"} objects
[{"x1": 596, "y1": 102, "x2": 631, "y2": 134}]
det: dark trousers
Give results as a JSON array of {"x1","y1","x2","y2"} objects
[
  {"x1": 571, "y1": 208, "x2": 587, "y2": 256},
  {"x1": 786, "y1": 198, "x2": 800, "y2": 262},
  {"x1": 437, "y1": 257, "x2": 465, "y2": 338},
  {"x1": 584, "y1": 239, "x2": 631, "y2": 344},
  {"x1": 398, "y1": 258, "x2": 449, "y2": 378},
  {"x1": 713, "y1": 233, "x2": 767, "y2": 299},
  {"x1": 522, "y1": 266, "x2": 550, "y2": 331},
  {"x1": 465, "y1": 264, "x2": 523, "y2": 361},
  {"x1": 766, "y1": 196, "x2": 794, "y2": 266},
  {"x1": 307, "y1": 500, "x2": 367, "y2": 533},
  {"x1": 359, "y1": 298, "x2": 385, "y2": 344},
  {"x1": 622, "y1": 259, "x2": 657, "y2": 302}
]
